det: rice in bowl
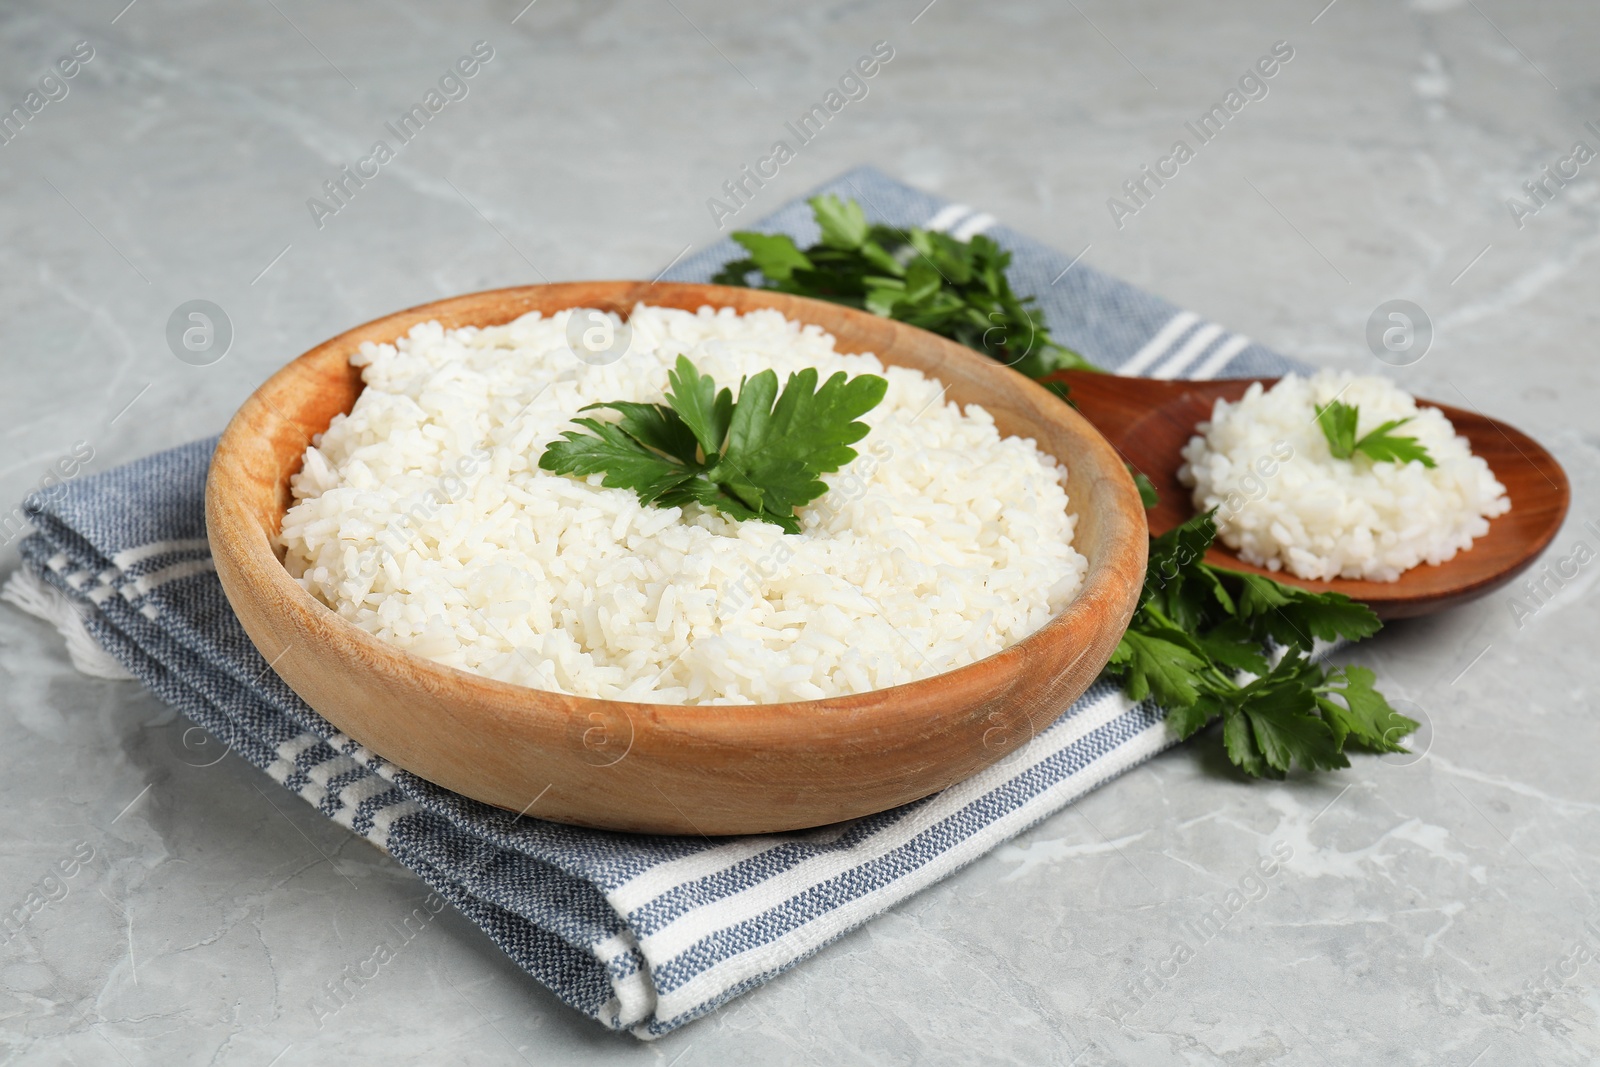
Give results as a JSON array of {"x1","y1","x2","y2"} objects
[
  {"x1": 1179, "y1": 370, "x2": 1510, "y2": 582},
  {"x1": 278, "y1": 304, "x2": 1088, "y2": 705}
]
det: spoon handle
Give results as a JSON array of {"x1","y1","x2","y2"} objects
[{"x1": 1049, "y1": 370, "x2": 1208, "y2": 442}]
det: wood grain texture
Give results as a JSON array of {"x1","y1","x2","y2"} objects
[
  {"x1": 1054, "y1": 370, "x2": 1571, "y2": 619},
  {"x1": 205, "y1": 282, "x2": 1149, "y2": 835}
]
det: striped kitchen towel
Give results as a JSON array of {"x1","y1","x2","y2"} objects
[{"x1": 1, "y1": 166, "x2": 1307, "y2": 1039}]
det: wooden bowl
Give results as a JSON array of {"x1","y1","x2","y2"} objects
[
  {"x1": 1056, "y1": 370, "x2": 1570, "y2": 619},
  {"x1": 206, "y1": 282, "x2": 1148, "y2": 835}
]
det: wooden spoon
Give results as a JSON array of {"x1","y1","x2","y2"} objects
[{"x1": 1051, "y1": 369, "x2": 1571, "y2": 619}]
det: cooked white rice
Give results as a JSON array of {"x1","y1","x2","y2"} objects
[
  {"x1": 1179, "y1": 369, "x2": 1510, "y2": 582},
  {"x1": 279, "y1": 304, "x2": 1087, "y2": 704}
]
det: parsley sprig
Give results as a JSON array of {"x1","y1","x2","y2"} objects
[
  {"x1": 712, "y1": 195, "x2": 1097, "y2": 387},
  {"x1": 1109, "y1": 509, "x2": 1419, "y2": 777},
  {"x1": 538, "y1": 355, "x2": 887, "y2": 534},
  {"x1": 713, "y1": 198, "x2": 1418, "y2": 777},
  {"x1": 1315, "y1": 400, "x2": 1436, "y2": 468}
]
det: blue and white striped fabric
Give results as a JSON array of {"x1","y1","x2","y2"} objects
[{"x1": 1, "y1": 167, "x2": 1308, "y2": 1038}]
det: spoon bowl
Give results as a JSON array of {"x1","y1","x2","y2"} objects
[{"x1": 1054, "y1": 370, "x2": 1570, "y2": 619}]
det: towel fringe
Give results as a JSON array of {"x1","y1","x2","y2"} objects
[{"x1": 1, "y1": 568, "x2": 136, "y2": 680}]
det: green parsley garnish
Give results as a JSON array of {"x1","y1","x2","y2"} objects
[
  {"x1": 1109, "y1": 510, "x2": 1418, "y2": 778},
  {"x1": 1315, "y1": 400, "x2": 1436, "y2": 468},
  {"x1": 712, "y1": 194, "x2": 1097, "y2": 389},
  {"x1": 538, "y1": 355, "x2": 886, "y2": 534},
  {"x1": 1127, "y1": 464, "x2": 1160, "y2": 509},
  {"x1": 714, "y1": 203, "x2": 1417, "y2": 778}
]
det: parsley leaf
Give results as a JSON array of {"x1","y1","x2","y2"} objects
[
  {"x1": 536, "y1": 415, "x2": 696, "y2": 504},
  {"x1": 1315, "y1": 400, "x2": 1361, "y2": 459},
  {"x1": 1352, "y1": 418, "x2": 1437, "y2": 468},
  {"x1": 1316, "y1": 400, "x2": 1437, "y2": 468},
  {"x1": 1128, "y1": 463, "x2": 1159, "y2": 508},
  {"x1": 728, "y1": 232, "x2": 812, "y2": 283},
  {"x1": 662, "y1": 356, "x2": 734, "y2": 460},
  {"x1": 1239, "y1": 679, "x2": 1348, "y2": 777},
  {"x1": 714, "y1": 364, "x2": 888, "y2": 518},
  {"x1": 1316, "y1": 666, "x2": 1420, "y2": 753},
  {"x1": 539, "y1": 355, "x2": 886, "y2": 534},
  {"x1": 1229, "y1": 570, "x2": 1381, "y2": 652},
  {"x1": 1105, "y1": 509, "x2": 1408, "y2": 778},
  {"x1": 580, "y1": 400, "x2": 701, "y2": 466},
  {"x1": 1108, "y1": 626, "x2": 1207, "y2": 708},
  {"x1": 1192, "y1": 619, "x2": 1270, "y2": 676},
  {"x1": 712, "y1": 194, "x2": 1099, "y2": 389},
  {"x1": 813, "y1": 194, "x2": 871, "y2": 249},
  {"x1": 1222, "y1": 708, "x2": 1271, "y2": 779}
]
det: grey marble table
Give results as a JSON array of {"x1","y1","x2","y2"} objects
[{"x1": 3, "y1": 1, "x2": 1598, "y2": 1063}]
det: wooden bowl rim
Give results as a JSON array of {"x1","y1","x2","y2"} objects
[{"x1": 206, "y1": 281, "x2": 1149, "y2": 751}]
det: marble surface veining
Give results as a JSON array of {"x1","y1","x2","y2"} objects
[{"x1": 2, "y1": 0, "x2": 1598, "y2": 1063}]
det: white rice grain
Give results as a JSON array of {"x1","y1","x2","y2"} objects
[
  {"x1": 1178, "y1": 370, "x2": 1510, "y2": 582},
  {"x1": 279, "y1": 304, "x2": 1087, "y2": 704}
]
